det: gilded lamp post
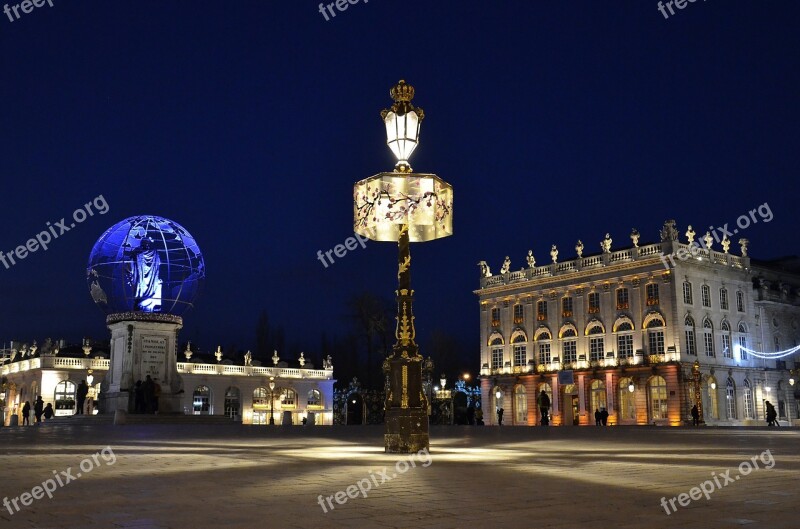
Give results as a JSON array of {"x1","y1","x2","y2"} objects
[{"x1": 354, "y1": 80, "x2": 453, "y2": 453}]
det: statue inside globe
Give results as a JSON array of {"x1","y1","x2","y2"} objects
[{"x1": 127, "y1": 237, "x2": 162, "y2": 312}]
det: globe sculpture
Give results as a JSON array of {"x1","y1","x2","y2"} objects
[{"x1": 87, "y1": 215, "x2": 204, "y2": 317}]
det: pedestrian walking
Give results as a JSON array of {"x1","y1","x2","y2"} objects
[
  {"x1": 43, "y1": 403, "x2": 54, "y2": 420},
  {"x1": 595, "y1": 409, "x2": 601, "y2": 426},
  {"x1": 691, "y1": 404, "x2": 700, "y2": 426},
  {"x1": 765, "y1": 401, "x2": 779, "y2": 427},
  {"x1": 601, "y1": 408, "x2": 609, "y2": 426},
  {"x1": 497, "y1": 407, "x2": 504, "y2": 426}
]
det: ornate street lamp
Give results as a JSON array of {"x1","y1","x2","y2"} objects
[
  {"x1": 269, "y1": 378, "x2": 276, "y2": 426},
  {"x1": 355, "y1": 80, "x2": 453, "y2": 453}
]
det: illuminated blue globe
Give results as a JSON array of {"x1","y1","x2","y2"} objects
[{"x1": 87, "y1": 215, "x2": 205, "y2": 316}]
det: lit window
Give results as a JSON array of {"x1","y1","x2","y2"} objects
[
  {"x1": 743, "y1": 380, "x2": 754, "y2": 419},
  {"x1": 590, "y1": 380, "x2": 607, "y2": 413},
  {"x1": 646, "y1": 284, "x2": 660, "y2": 306},
  {"x1": 588, "y1": 292, "x2": 600, "y2": 314},
  {"x1": 685, "y1": 315, "x2": 696, "y2": 356},
  {"x1": 491, "y1": 348, "x2": 503, "y2": 369},
  {"x1": 617, "y1": 334, "x2": 633, "y2": 358},
  {"x1": 308, "y1": 389, "x2": 322, "y2": 407},
  {"x1": 563, "y1": 340, "x2": 577, "y2": 363},
  {"x1": 562, "y1": 297, "x2": 573, "y2": 318},
  {"x1": 616, "y1": 288, "x2": 629, "y2": 310},
  {"x1": 725, "y1": 378, "x2": 737, "y2": 419},
  {"x1": 648, "y1": 376, "x2": 668, "y2": 420},
  {"x1": 537, "y1": 300, "x2": 548, "y2": 321},
  {"x1": 589, "y1": 337, "x2": 604, "y2": 362},
  {"x1": 514, "y1": 385, "x2": 527, "y2": 424},
  {"x1": 538, "y1": 342, "x2": 551, "y2": 364},
  {"x1": 513, "y1": 304, "x2": 524, "y2": 324},
  {"x1": 703, "y1": 318, "x2": 715, "y2": 357},
  {"x1": 491, "y1": 307, "x2": 500, "y2": 327}
]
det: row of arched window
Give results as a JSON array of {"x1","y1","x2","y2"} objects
[
  {"x1": 684, "y1": 315, "x2": 749, "y2": 360},
  {"x1": 489, "y1": 314, "x2": 667, "y2": 369}
]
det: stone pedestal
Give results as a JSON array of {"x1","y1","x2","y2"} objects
[
  {"x1": 100, "y1": 312, "x2": 184, "y2": 414},
  {"x1": 384, "y1": 357, "x2": 429, "y2": 452}
]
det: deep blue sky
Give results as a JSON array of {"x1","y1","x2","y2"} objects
[{"x1": 1, "y1": 1, "x2": 798, "y2": 368}]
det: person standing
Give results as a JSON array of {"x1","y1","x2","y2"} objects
[
  {"x1": 497, "y1": 407, "x2": 504, "y2": 426},
  {"x1": 76, "y1": 380, "x2": 89, "y2": 415},
  {"x1": 43, "y1": 402, "x2": 54, "y2": 420},
  {"x1": 33, "y1": 396, "x2": 44, "y2": 425},
  {"x1": 22, "y1": 401, "x2": 31, "y2": 426},
  {"x1": 142, "y1": 376, "x2": 155, "y2": 414},
  {"x1": 601, "y1": 408, "x2": 609, "y2": 426},
  {"x1": 595, "y1": 409, "x2": 601, "y2": 426},
  {"x1": 538, "y1": 390, "x2": 551, "y2": 426},
  {"x1": 691, "y1": 404, "x2": 700, "y2": 426}
]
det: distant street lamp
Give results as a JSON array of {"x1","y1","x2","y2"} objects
[
  {"x1": 440, "y1": 374, "x2": 447, "y2": 390},
  {"x1": 269, "y1": 378, "x2": 276, "y2": 425},
  {"x1": 354, "y1": 80, "x2": 453, "y2": 453},
  {"x1": 628, "y1": 382, "x2": 635, "y2": 393}
]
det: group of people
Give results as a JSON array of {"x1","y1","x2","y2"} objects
[
  {"x1": 20, "y1": 397, "x2": 54, "y2": 426},
  {"x1": 594, "y1": 408, "x2": 610, "y2": 425},
  {"x1": 465, "y1": 404, "x2": 484, "y2": 425},
  {"x1": 133, "y1": 375, "x2": 161, "y2": 414}
]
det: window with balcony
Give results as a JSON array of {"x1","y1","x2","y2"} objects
[
  {"x1": 646, "y1": 284, "x2": 659, "y2": 306},
  {"x1": 588, "y1": 292, "x2": 600, "y2": 314},
  {"x1": 616, "y1": 288, "x2": 629, "y2": 310},
  {"x1": 701, "y1": 285, "x2": 711, "y2": 308},
  {"x1": 562, "y1": 297, "x2": 573, "y2": 318},
  {"x1": 683, "y1": 281, "x2": 693, "y2": 304},
  {"x1": 537, "y1": 300, "x2": 548, "y2": 321},
  {"x1": 491, "y1": 307, "x2": 500, "y2": 327},
  {"x1": 513, "y1": 303, "x2": 524, "y2": 324}
]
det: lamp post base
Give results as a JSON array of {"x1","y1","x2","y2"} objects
[{"x1": 384, "y1": 407, "x2": 429, "y2": 453}]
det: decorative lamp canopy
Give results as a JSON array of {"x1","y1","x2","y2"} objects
[{"x1": 381, "y1": 80, "x2": 424, "y2": 173}]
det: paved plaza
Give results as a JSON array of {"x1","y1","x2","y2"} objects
[{"x1": 0, "y1": 424, "x2": 797, "y2": 529}]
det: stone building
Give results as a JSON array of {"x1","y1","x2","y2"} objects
[
  {"x1": 1, "y1": 341, "x2": 335, "y2": 426},
  {"x1": 476, "y1": 220, "x2": 800, "y2": 427}
]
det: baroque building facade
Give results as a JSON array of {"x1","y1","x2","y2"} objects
[
  {"x1": 476, "y1": 220, "x2": 800, "y2": 427},
  {"x1": 1, "y1": 341, "x2": 335, "y2": 426}
]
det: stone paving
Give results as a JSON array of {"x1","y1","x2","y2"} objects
[{"x1": 0, "y1": 423, "x2": 798, "y2": 529}]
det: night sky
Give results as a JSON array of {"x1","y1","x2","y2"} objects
[{"x1": 1, "y1": 1, "x2": 798, "y2": 374}]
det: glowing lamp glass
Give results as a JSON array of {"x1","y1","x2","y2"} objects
[
  {"x1": 628, "y1": 383, "x2": 635, "y2": 393},
  {"x1": 384, "y1": 109, "x2": 421, "y2": 167},
  {"x1": 495, "y1": 390, "x2": 502, "y2": 400}
]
